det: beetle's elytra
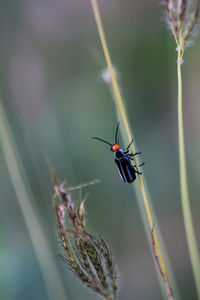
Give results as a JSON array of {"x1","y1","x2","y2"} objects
[{"x1": 92, "y1": 123, "x2": 144, "y2": 183}]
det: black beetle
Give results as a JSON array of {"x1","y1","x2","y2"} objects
[{"x1": 92, "y1": 123, "x2": 144, "y2": 183}]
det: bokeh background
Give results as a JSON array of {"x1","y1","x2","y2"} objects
[{"x1": 1, "y1": 0, "x2": 200, "y2": 299}]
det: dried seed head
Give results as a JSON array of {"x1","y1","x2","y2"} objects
[
  {"x1": 58, "y1": 204, "x2": 65, "y2": 225},
  {"x1": 178, "y1": 0, "x2": 187, "y2": 22},
  {"x1": 78, "y1": 200, "x2": 85, "y2": 222},
  {"x1": 165, "y1": 0, "x2": 200, "y2": 49},
  {"x1": 166, "y1": 0, "x2": 178, "y2": 38},
  {"x1": 52, "y1": 181, "x2": 119, "y2": 299}
]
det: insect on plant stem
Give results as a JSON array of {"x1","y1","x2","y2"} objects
[
  {"x1": 90, "y1": 0, "x2": 173, "y2": 299},
  {"x1": 93, "y1": 123, "x2": 145, "y2": 184}
]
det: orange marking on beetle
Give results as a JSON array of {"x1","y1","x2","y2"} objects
[{"x1": 112, "y1": 144, "x2": 120, "y2": 151}]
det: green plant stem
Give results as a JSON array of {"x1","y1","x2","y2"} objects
[{"x1": 177, "y1": 48, "x2": 200, "y2": 300}]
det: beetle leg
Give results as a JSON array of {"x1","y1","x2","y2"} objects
[
  {"x1": 124, "y1": 139, "x2": 133, "y2": 154},
  {"x1": 128, "y1": 153, "x2": 142, "y2": 160},
  {"x1": 127, "y1": 154, "x2": 134, "y2": 160},
  {"x1": 134, "y1": 162, "x2": 145, "y2": 168},
  {"x1": 130, "y1": 151, "x2": 141, "y2": 157},
  {"x1": 134, "y1": 165, "x2": 143, "y2": 168},
  {"x1": 135, "y1": 171, "x2": 142, "y2": 175}
]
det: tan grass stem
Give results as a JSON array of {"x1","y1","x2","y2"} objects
[{"x1": 90, "y1": 0, "x2": 173, "y2": 298}]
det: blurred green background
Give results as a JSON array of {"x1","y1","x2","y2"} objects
[{"x1": 1, "y1": 0, "x2": 200, "y2": 299}]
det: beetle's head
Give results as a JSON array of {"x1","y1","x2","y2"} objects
[
  {"x1": 110, "y1": 144, "x2": 120, "y2": 152},
  {"x1": 92, "y1": 122, "x2": 121, "y2": 151}
]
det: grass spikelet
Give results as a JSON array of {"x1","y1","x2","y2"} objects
[
  {"x1": 52, "y1": 178, "x2": 119, "y2": 300},
  {"x1": 166, "y1": 0, "x2": 200, "y2": 49}
]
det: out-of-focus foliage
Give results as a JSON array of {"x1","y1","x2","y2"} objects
[{"x1": 0, "y1": 1, "x2": 200, "y2": 299}]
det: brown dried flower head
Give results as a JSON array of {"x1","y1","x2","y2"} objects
[
  {"x1": 53, "y1": 182, "x2": 118, "y2": 300},
  {"x1": 166, "y1": 0, "x2": 200, "y2": 49}
]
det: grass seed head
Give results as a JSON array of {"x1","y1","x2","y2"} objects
[
  {"x1": 166, "y1": 0, "x2": 200, "y2": 49},
  {"x1": 53, "y1": 181, "x2": 119, "y2": 300}
]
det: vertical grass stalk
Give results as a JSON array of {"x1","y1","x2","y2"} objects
[
  {"x1": 90, "y1": 0, "x2": 173, "y2": 298},
  {"x1": 166, "y1": 1, "x2": 200, "y2": 296},
  {"x1": 177, "y1": 45, "x2": 200, "y2": 299}
]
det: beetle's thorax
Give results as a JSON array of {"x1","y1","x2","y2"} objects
[{"x1": 114, "y1": 149, "x2": 125, "y2": 159}]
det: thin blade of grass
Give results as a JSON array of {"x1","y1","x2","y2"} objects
[
  {"x1": 0, "y1": 100, "x2": 67, "y2": 300},
  {"x1": 90, "y1": 1, "x2": 178, "y2": 299}
]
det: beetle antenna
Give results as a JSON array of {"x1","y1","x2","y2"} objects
[
  {"x1": 115, "y1": 122, "x2": 120, "y2": 144},
  {"x1": 92, "y1": 137, "x2": 112, "y2": 146}
]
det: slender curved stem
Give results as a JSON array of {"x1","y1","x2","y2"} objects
[
  {"x1": 90, "y1": 0, "x2": 173, "y2": 299},
  {"x1": 177, "y1": 46, "x2": 200, "y2": 300}
]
